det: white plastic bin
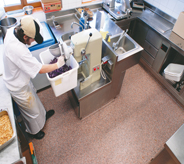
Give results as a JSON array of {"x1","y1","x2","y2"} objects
[
  {"x1": 40, "y1": 49, "x2": 79, "y2": 97},
  {"x1": 164, "y1": 63, "x2": 184, "y2": 82}
]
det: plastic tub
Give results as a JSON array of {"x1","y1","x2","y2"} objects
[
  {"x1": 39, "y1": 49, "x2": 79, "y2": 97},
  {"x1": 164, "y1": 63, "x2": 184, "y2": 82}
]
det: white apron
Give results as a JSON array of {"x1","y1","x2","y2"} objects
[{"x1": 9, "y1": 82, "x2": 46, "y2": 135}]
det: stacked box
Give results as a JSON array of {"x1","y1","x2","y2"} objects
[
  {"x1": 172, "y1": 11, "x2": 184, "y2": 39},
  {"x1": 41, "y1": 0, "x2": 62, "y2": 13}
]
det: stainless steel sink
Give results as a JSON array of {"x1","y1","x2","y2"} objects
[
  {"x1": 46, "y1": 13, "x2": 81, "y2": 41},
  {"x1": 108, "y1": 33, "x2": 143, "y2": 62},
  {"x1": 61, "y1": 31, "x2": 77, "y2": 45},
  {"x1": 61, "y1": 31, "x2": 76, "y2": 41}
]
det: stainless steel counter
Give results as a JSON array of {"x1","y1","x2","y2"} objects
[
  {"x1": 165, "y1": 124, "x2": 184, "y2": 164},
  {"x1": 45, "y1": 4, "x2": 123, "y2": 42},
  {"x1": 0, "y1": 44, "x2": 20, "y2": 164},
  {"x1": 139, "y1": 9, "x2": 173, "y2": 34},
  {"x1": 138, "y1": 8, "x2": 184, "y2": 56}
]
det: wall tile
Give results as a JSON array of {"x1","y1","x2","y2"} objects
[
  {"x1": 173, "y1": 1, "x2": 184, "y2": 15},
  {"x1": 144, "y1": 0, "x2": 184, "y2": 19},
  {"x1": 164, "y1": 7, "x2": 172, "y2": 15},
  {"x1": 158, "y1": 4, "x2": 167, "y2": 12},
  {"x1": 171, "y1": 11, "x2": 180, "y2": 19},
  {"x1": 160, "y1": 0, "x2": 169, "y2": 6},
  {"x1": 167, "y1": 0, "x2": 177, "y2": 10}
]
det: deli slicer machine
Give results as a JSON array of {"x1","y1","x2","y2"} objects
[{"x1": 102, "y1": 0, "x2": 132, "y2": 20}]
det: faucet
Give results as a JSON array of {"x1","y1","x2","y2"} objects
[
  {"x1": 71, "y1": 22, "x2": 84, "y2": 31},
  {"x1": 112, "y1": 29, "x2": 128, "y2": 51},
  {"x1": 51, "y1": 16, "x2": 60, "y2": 29}
]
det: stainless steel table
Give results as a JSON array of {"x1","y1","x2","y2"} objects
[
  {"x1": 165, "y1": 124, "x2": 184, "y2": 164},
  {"x1": 0, "y1": 44, "x2": 21, "y2": 164}
]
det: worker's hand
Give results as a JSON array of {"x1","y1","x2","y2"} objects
[
  {"x1": 62, "y1": 42, "x2": 73, "y2": 59},
  {"x1": 68, "y1": 47, "x2": 73, "y2": 56},
  {"x1": 56, "y1": 56, "x2": 65, "y2": 68}
]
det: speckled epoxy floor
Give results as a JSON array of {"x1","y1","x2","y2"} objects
[{"x1": 32, "y1": 64, "x2": 184, "y2": 164}]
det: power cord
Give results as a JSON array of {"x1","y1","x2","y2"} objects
[
  {"x1": 100, "y1": 56, "x2": 111, "y2": 80},
  {"x1": 100, "y1": 62, "x2": 107, "y2": 80}
]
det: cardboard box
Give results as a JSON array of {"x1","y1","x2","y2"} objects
[
  {"x1": 172, "y1": 11, "x2": 184, "y2": 39},
  {"x1": 41, "y1": 1, "x2": 62, "y2": 13},
  {"x1": 41, "y1": 0, "x2": 60, "y2": 3}
]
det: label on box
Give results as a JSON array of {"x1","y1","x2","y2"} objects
[{"x1": 55, "y1": 79, "x2": 62, "y2": 85}]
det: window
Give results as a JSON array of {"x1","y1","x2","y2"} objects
[
  {"x1": 3, "y1": 0, "x2": 21, "y2": 6},
  {"x1": 3, "y1": 0, "x2": 41, "y2": 12}
]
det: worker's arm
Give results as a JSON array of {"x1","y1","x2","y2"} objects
[
  {"x1": 39, "y1": 56, "x2": 65, "y2": 74},
  {"x1": 39, "y1": 63, "x2": 58, "y2": 74}
]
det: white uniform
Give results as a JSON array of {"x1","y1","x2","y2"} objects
[{"x1": 3, "y1": 27, "x2": 46, "y2": 135}]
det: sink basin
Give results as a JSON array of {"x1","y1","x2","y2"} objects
[
  {"x1": 108, "y1": 33, "x2": 143, "y2": 62},
  {"x1": 47, "y1": 12, "x2": 81, "y2": 41},
  {"x1": 61, "y1": 31, "x2": 77, "y2": 45}
]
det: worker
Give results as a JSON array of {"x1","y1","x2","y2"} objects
[{"x1": 3, "y1": 15, "x2": 65, "y2": 140}]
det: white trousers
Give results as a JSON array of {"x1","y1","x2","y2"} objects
[{"x1": 9, "y1": 82, "x2": 46, "y2": 135}]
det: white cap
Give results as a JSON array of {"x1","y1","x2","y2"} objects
[{"x1": 21, "y1": 16, "x2": 43, "y2": 44}]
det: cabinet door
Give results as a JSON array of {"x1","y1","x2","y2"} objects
[
  {"x1": 152, "y1": 41, "x2": 170, "y2": 72},
  {"x1": 141, "y1": 50, "x2": 155, "y2": 66},
  {"x1": 144, "y1": 40, "x2": 158, "y2": 58},
  {"x1": 131, "y1": 20, "x2": 149, "y2": 47},
  {"x1": 146, "y1": 29, "x2": 163, "y2": 49}
]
